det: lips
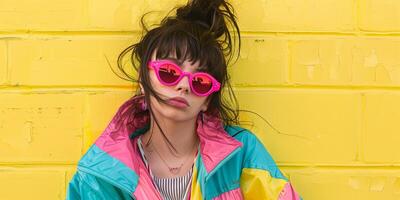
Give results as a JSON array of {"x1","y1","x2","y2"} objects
[{"x1": 168, "y1": 97, "x2": 190, "y2": 107}]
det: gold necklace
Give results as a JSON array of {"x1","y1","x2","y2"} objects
[{"x1": 147, "y1": 139, "x2": 198, "y2": 175}]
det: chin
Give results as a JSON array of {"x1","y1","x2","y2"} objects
[{"x1": 158, "y1": 107, "x2": 198, "y2": 122}]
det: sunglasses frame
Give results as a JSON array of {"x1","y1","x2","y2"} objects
[{"x1": 147, "y1": 59, "x2": 221, "y2": 96}]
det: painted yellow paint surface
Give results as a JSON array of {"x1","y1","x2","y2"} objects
[{"x1": 1, "y1": 0, "x2": 400, "y2": 199}]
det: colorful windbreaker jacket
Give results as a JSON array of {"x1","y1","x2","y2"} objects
[{"x1": 66, "y1": 95, "x2": 302, "y2": 200}]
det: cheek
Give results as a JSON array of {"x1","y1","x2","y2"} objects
[
  {"x1": 191, "y1": 97, "x2": 208, "y2": 110},
  {"x1": 149, "y1": 72, "x2": 164, "y2": 92},
  {"x1": 149, "y1": 72, "x2": 158, "y2": 85},
  {"x1": 148, "y1": 72, "x2": 175, "y2": 100}
]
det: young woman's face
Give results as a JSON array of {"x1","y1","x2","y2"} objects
[{"x1": 141, "y1": 50, "x2": 210, "y2": 122}]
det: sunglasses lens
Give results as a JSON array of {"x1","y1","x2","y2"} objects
[
  {"x1": 158, "y1": 64, "x2": 180, "y2": 84},
  {"x1": 192, "y1": 74, "x2": 213, "y2": 95}
]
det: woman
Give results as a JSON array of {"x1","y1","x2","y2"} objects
[{"x1": 66, "y1": 0, "x2": 302, "y2": 199}]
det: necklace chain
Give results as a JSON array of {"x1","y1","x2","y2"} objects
[{"x1": 144, "y1": 137, "x2": 199, "y2": 175}]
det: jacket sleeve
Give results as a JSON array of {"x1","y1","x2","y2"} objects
[
  {"x1": 66, "y1": 170, "x2": 134, "y2": 200},
  {"x1": 239, "y1": 132, "x2": 302, "y2": 200}
]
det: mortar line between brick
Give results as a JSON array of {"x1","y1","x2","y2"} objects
[
  {"x1": 2, "y1": 31, "x2": 400, "y2": 38},
  {"x1": 0, "y1": 163, "x2": 77, "y2": 167},
  {"x1": 1, "y1": 85, "x2": 400, "y2": 92},
  {"x1": 280, "y1": 165, "x2": 400, "y2": 170}
]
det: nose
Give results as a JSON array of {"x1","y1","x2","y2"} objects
[{"x1": 175, "y1": 73, "x2": 191, "y2": 94}]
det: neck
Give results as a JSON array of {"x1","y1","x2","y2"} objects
[{"x1": 141, "y1": 114, "x2": 199, "y2": 157}]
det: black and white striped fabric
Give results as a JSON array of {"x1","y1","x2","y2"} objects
[
  {"x1": 137, "y1": 136, "x2": 196, "y2": 200},
  {"x1": 152, "y1": 167, "x2": 193, "y2": 200}
]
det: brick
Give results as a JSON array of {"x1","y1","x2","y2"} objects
[
  {"x1": 88, "y1": 0, "x2": 356, "y2": 32},
  {"x1": 359, "y1": 0, "x2": 400, "y2": 32},
  {"x1": 351, "y1": 39, "x2": 400, "y2": 86},
  {"x1": 83, "y1": 91, "x2": 135, "y2": 152},
  {"x1": 229, "y1": 36, "x2": 289, "y2": 86},
  {"x1": 0, "y1": 93, "x2": 84, "y2": 163},
  {"x1": 0, "y1": 0, "x2": 357, "y2": 32},
  {"x1": 87, "y1": 0, "x2": 184, "y2": 30},
  {"x1": 284, "y1": 168, "x2": 400, "y2": 200},
  {"x1": 236, "y1": 89, "x2": 361, "y2": 164},
  {"x1": 0, "y1": 0, "x2": 187, "y2": 31},
  {"x1": 291, "y1": 38, "x2": 400, "y2": 87},
  {"x1": 291, "y1": 39, "x2": 354, "y2": 85},
  {"x1": 0, "y1": 168, "x2": 65, "y2": 200},
  {"x1": 8, "y1": 37, "x2": 138, "y2": 86},
  {"x1": 0, "y1": 0, "x2": 86, "y2": 31},
  {"x1": 363, "y1": 92, "x2": 400, "y2": 162},
  {"x1": 0, "y1": 41, "x2": 7, "y2": 85},
  {"x1": 233, "y1": 0, "x2": 355, "y2": 32}
]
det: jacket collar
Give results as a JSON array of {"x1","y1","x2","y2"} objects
[{"x1": 80, "y1": 95, "x2": 242, "y2": 193}]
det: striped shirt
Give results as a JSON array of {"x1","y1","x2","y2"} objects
[{"x1": 137, "y1": 136, "x2": 198, "y2": 200}]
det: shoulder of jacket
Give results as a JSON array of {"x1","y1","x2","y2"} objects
[
  {"x1": 223, "y1": 125, "x2": 261, "y2": 146},
  {"x1": 227, "y1": 127, "x2": 289, "y2": 182},
  {"x1": 224, "y1": 125, "x2": 252, "y2": 138}
]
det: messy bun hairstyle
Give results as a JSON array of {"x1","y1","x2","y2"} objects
[{"x1": 115, "y1": 0, "x2": 242, "y2": 152}]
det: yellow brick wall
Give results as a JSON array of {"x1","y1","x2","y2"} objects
[{"x1": 0, "y1": 0, "x2": 399, "y2": 199}]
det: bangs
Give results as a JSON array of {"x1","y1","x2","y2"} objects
[{"x1": 152, "y1": 24, "x2": 222, "y2": 75}]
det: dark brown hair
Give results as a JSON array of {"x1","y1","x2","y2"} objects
[{"x1": 114, "y1": 0, "x2": 245, "y2": 154}]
